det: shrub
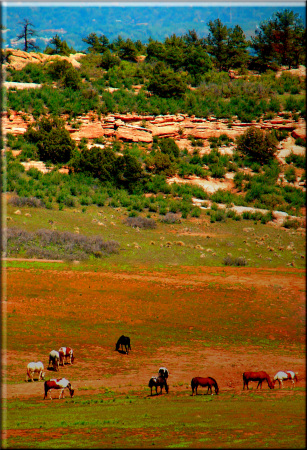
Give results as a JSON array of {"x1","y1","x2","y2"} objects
[
  {"x1": 282, "y1": 218, "x2": 301, "y2": 229},
  {"x1": 191, "y1": 207, "x2": 201, "y2": 217},
  {"x1": 24, "y1": 116, "x2": 76, "y2": 164},
  {"x1": 223, "y1": 256, "x2": 248, "y2": 266},
  {"x1": 285, "y1": 152, "x2": 305, "y2": 168},
  {"x1": 236, "y1": 127, "x2": 278, "y2": 165},
  {"x1": 8, "y1": 196, "x2": 46, "y2": 208},
  {"x1": 125, "y1": 216, "x2": 157, "y2": 229},
  {"x1": 284, "y1": 167, "x2": 296, "y2": 183},
  {"x1": 160, "y1": 212, "x2": 181, "y2": 224},
  {"x1": 7, "y1": 227, "x2": 120, "y2": 260}
]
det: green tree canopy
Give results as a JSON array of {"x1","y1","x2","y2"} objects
[
  {"x1": 118, "y1": 38, "x2": 138, "y2": 62},
  {"x1": 45, "y1": 34, "x2": 76, "y2": 56},
  {"x1": 251, "y1": 9, "x2": 306, "y2": 69},
  {"x1": 147, "y1": 61, "x2": 188, "y2": 98},
  {"x1": 236, "y1": 127, "x2": 278, "y2": 165},
  {"x1": 82, "y1": 33, "x2": 110, "y2": 53},
  {"x1": 71, "y1": 146, "x2": 117, "y2": 182},
  {"x1": 24, "y1": 117, "x2": 76, "y2": 164},
  {"x1": 205, "y1": 19, "x2": 250, "y2": 72}
]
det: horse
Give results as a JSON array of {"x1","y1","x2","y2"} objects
[
  {"x1": 44, "y1": 378, "x2": 74, "y2": 400},
  {"x1": 48, "y1": 350, "x2": 60, "y2": 371},
  {"x1": 243, "y1": 371, "x2": 274, "y2": 390},
  {"x1": 148, "y1": 375, "x2": 169, "y2": 395},
  {"x1": 115, "y1": 335, "x2": 131, "y2": 354},
  {"x1": 273, "y1": 371, "x2": 298, "y2": 388},
  {"x1": 191, "y1": 377, "x2": 219, "y2": 395},
  {"x1": 158, "y1": 367, "x2": 169, "y2": 379},
  {"x1": 26, "y1": 362, "x2": 45, "y2": 382},
  {"x1": 59, "y1": 347, "x2": 74, "y2": 366}
]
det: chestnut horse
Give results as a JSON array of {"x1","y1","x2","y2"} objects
[
  {"x1": 243, "y1": 371, "x2": 274, "y2": 390},
  {"x1": 148, "y1": 375, "x2": 169, "y2": 395},
  {"x1": 191, "y1": 377, "x2": 219, "y2": 395}
]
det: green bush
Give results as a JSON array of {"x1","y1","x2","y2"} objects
[
  {"x1": 24, "y1": 116, "x2": 76, "y2": 164},
  {"x1": 236, "y1": 127, "x2": 278, "y2": 165}
]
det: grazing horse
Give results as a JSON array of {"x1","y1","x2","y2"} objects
[
  {"x1": 148, "y1": 375, "x2": 169, "y2": 395},
  {"x1": 158, "y1": 367, "x2": 169, "y2": 379},
  {"x1": 191, "y1": 377, "x2": 219, "y2": 395},
  {"x1": 243, "y1": 371, "x2": 274, "y2": 390},
  {"x1": 59, "y1": 347, "x2": 74, "y2": 366},
  {"x1": 48, "y1": 350, "x2": 60, "y2": 371},
  {"x1": 115, "y1": 335, "x2": 131, "y2": 354},
  {"x1": 26, "y1": 362, "x2": 45, "y2": 382},
  {"x1": 44, "y1": 378, "x2": 74, "y2": 400},
  {"x1": 273, "y1": 371, "x2": 298, "y2": 388}
]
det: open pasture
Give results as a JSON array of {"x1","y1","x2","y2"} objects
[{"x1": 3, "y1": 263, "x2": 306, "y2": 448}]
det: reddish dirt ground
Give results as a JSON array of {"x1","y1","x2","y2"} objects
[{"x1": 4, "y1": 266, "x2": 306, "y2": 402}]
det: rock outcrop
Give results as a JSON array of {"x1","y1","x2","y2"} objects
[{"x1": 4, "y1": 49, "x2": 86, "y2": 71}]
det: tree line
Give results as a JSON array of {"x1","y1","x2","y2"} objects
[{"x1": 15, "y1": 9, "x2": 305, "y2": 76}]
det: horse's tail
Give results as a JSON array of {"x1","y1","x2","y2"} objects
[{"x1": 191, "y1": 378, "x2": 196, "y2": 392}]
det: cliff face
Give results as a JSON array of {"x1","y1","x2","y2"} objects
[{"x1": 4, "y1": 109, "x2": 306, "y2": 146}]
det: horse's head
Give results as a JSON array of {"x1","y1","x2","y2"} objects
[
  {"x1": 71, "y1": 355, "x2": 75, "y2": 363},
  {"x1": 68, "y1": 383, "x2": 75, "y2": 397},
  {"x1": 41, "y1": 371, "x2": 45, "y2": 380},
  {"x1": 215, "y1": 385, "x2": 219, "y2": 395}
]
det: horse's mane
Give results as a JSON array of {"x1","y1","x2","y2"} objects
[{"x1": 208, "y1": 376, "x2": 217, "y2": 384}]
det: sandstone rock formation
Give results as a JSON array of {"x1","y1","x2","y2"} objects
[{"x1": 4, "y1": 49, "x2": 86, "y2": 71}]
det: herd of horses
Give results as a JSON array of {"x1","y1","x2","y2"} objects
[{"x1": 25, "y1": 335, "x2": 299, "y2": 400}]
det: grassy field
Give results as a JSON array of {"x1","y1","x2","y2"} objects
[
  {"x1": 3, "y1": 200, "x2": 306, "y2": 448},
  {"x1": 5, "y1": 389, "x2": 306, "y2": 448},
  {"x1": 6, "y1": 202, "x2": 306, "y2": 270}
]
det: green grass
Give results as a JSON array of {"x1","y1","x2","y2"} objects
[
  {"x1": 4, "y1": 390, "x2": 305, "y2": 448},
  {"x1": 6, "y1": 202, "x2": 306, "y2": 270}
]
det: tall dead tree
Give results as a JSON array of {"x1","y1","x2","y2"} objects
[{"x1": 16, "y1": 19, "x2": 39, "y2": 52}]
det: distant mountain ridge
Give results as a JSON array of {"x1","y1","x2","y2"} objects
[{"x1": 4, "y1": 5, "x2": 306, "y2": 52}]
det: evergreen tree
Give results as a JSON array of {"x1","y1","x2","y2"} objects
[
  {"x1": 118, "y1": 38, "x2": 138, "y2": 62},
  {"x1": 24, "y1": 117, "x2": 76, "y2": 164},
  {"x1": 227, "y1": 25, "x2": 250, "y2": 70},
  {"x1": 251, "y1": 9, "x2": 306, "y2": 69},
  {"x1": 16, "y1": 19, "x2": 39, "y2": 52},
  {"x1": 205, "y1": 19, "x2": 229, "y2": 72},
  {"x1": 82, "y1": 33, "x2": 109, "y2": 53},
  {"x1": 45, "y1": 34, "x2": 75, "y2": 56},
  {"x1": 147, "y1": 61, "x2": 188, "y2": 98}
]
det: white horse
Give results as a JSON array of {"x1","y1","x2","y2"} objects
[
  {"x1": 26, "y1": 362, "x2": 45, "y2": 382},
  {"x1": 48, "y1": 350, "x2": 60, "y2": 371},
  {"x1": 273, "y1": 371, "x2": 298, "y2": 388}
]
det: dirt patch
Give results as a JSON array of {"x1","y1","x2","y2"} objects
[{"x1": 4, "y1": 266, "x2": 305, "y2": 403}]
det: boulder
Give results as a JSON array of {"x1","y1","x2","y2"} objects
[{"x1": 115, "y1": 126, "x2": 152, "y2": 143}]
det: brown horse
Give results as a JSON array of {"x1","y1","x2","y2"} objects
[
  {"x1": 191, "y1": 377, "x2": 219, "y2": 395},
  {"x1": 148, "y1": 376, "x2": 169, "y2": 395},
  {"x1": 243, "y1": 371, "x2": 275, "y2": 390}
]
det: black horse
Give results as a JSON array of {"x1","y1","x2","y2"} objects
[{"x1": 115, "y1": 335, "x2": 131, "y2": 354}]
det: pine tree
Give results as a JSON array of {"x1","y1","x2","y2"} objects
[
  {"x1": 251, "y1": 9, "x2": 305, "y2": 69},
  {"x1": 205, "y1": 19, "x2": 229, "y2": 72},
  {"x1": 82, "y1": 33, "x2": 109, "y2": 53},
  {"x1": 227, "y1": 25, "x2": 250, "y2": 70}
]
